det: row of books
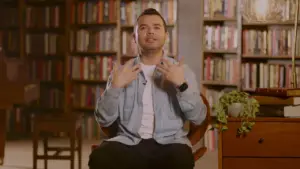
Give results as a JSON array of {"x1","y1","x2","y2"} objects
[
  {"x1": 28, "y1": 56, "x2": 115, "y2": 82},
  {"x1": 4, "y1": 31, "x2": 20, "y2": 54},
  {"x1": 25, "y1": 28, "x2": 180, "y2": 56},
  {"x1": 26, "y1": 33, "x2": 65, "y2": 55},
  {"x1": 70, "y1": 29, "x2": 118, "y2": 52},
  {"x1": 71, "y1": 56, "x2": 113, "y2": 81},
  {"x1": 121, "y1": 31, "x2": 137, "y2": 56},
  {"x1": 0, "y1": 6, "x2": 18, "y2": 28},
  {"x1": 5, "y1": 28, "x2": 177, "y2": 56},
  {"x1": 203, "y1": 60, "x2": 300, "y2": 90},
  {"x1": 241, "y1": 0, "x2": 300, "y2": 21},
  {"x1": 204, "y1": 25, "x2": 238, "y2": 51},
  {"x1": 72, "y1": 85, "x2": 104, "y2": 108},
  {"x1": 120, "y1": 0, "x2": 177, "y2": 25},
  {"x1": 242, "y1": 63, "x2": 300, "y2": 89},
  {"x1": 26, "y1": 5, "x2": 61, "y2": 28},
  {"x1": 203, "y1": 0, "x2": 237, "y2": 19},
  {"x1": 205, "y1": 25, "x2": 300, "y2": 56},
  {"x1": 203, "y1": 56, "x2": 239, "y2": 84},
  {"x1": 25, "y1": 28, "x2": 176, "y2": 56},
  {"x1": 1, "y1": 0, "x2": 178, "y2": 27},
  {"x1": 29, "y1": 60, "x2": 64, "y2": 81},
  {"x1": 243, "y1": 28, "x2": 300, "y2": 56},
  {"x1": 72, "y1": 0, "x2": 116, "y2": 24},
  {"x1": 204, "y1": 0, "x2": 299, "y2": 21}
]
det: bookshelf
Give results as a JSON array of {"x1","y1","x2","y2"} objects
[
  {"x1": 200, "y1": 0, "x2": 300, "y2": 152},
  {"x1": 0, "y1": 0, "x2": 21, "y2": 58},
  {"x1": 200, "y1": 0, "x2": 241, "y2": 117},
  {"x1": 0, "y1": 0, "x2": 21, "y2": 139},
  {"x1": 240, "y1": 0, "x2": 300, "y2": 91},
  {"x1": 201, "y1": 0, "x2": 300, "y2": 113},
  {"x1": 1, "y1": 0, "x2": 178, "y2": 140},
  {"x1": 25, "y1": 0, "x2": 66, "y2": 114}
]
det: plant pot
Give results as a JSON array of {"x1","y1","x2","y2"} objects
[{"x1": 228, "y1": 103, "x2": 243, "y2": 117}]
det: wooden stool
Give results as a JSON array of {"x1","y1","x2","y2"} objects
[{"x1": 32, "y1": 114, "x2": 82, "y2": 169}]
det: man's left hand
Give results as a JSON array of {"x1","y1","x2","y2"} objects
[{"x1": 156, "y1": 58, "x2": 186, "y2": 86}]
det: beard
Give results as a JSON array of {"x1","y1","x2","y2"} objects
[{"x1": 139, "y1": 41, "x2": 165, "y2": 52}]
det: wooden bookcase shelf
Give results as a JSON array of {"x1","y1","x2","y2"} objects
[
  {"x1": 200, "y1": 0, "x2": 240, "y2": 118},
  {"x1": 200, "y1": 0, "x2": 300, "y2": 111},
  {"x1": 0, "y1": 0, "x2": 178, "y2": 139},
  {"x1": 200, "y1": 0, "x2": 300, "y2": 159}
]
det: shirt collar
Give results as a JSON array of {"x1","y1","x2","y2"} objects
[{"x1": 134, "y1": 50, "x2": 170, "y2": 65}]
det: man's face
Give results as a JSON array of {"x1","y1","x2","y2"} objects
[{"x1": 134, "y1": 15, "x2": 168, "y2": 51}]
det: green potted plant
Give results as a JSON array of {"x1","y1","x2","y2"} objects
[{"x1": 212, "y1": 90, "x2": 260, "y2": 136}]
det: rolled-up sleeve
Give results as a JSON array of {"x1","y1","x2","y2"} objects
[
  {"x1": 94, "y1": 74, "x2": 123, "y2": 127},
  {"x1": 176, "y1": 65, "x2": 207, "y2": 125}
]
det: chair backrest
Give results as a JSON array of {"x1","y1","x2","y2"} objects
[{"x1": 0, "y1": 42, "x2": 37, "y2": 105}]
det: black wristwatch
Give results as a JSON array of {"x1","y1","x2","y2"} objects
[{"x1": 177, "y1": 82, "x2": 188, "y2": 92}]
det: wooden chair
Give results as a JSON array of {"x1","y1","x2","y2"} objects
[
  {"x1": 32, "y1": 113, "x2": 83, "y2": 169},
  {"x1": 91, "y1": 94, "x2": 211, "y2": 161},
  {"x1": 0, "y1": 50, "x2": 39, "y2": 165}
]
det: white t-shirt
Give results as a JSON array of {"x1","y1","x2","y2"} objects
[{"x1": 138, "y1": 63, "x2": 156, "y2": 139}]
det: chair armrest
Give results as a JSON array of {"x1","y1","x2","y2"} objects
[{"x1": 187, "y1": 93, "x2": 211, "y2": 161}]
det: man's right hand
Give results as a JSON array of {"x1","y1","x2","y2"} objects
[{"x1": 111, "y1": 59, "x2": 141, "y2": 88}]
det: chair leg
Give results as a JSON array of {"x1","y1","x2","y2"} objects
[
  {"x1": 70, "y1": 131, "x2": 75, "y2": 169},
  {"x1": 0, "y1": 110, "x2": 6, "y2": 166},
  {"x1": 33, "y1": 129, "x2": 38, "y2": 169},
  {"x1": 43, "y1": 136, "x2": 48, "y2": 169},
  {"x1": 77, "y1": 128, "x2": 82, "y2": 169}
]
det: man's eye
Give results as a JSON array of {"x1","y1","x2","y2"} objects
[{"x1": 155, "y1": 27, "x2": 160, "y2": 29}]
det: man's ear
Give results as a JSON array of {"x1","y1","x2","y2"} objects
[
  {"x1": 132, "y1": 32, "x2": 136, "y2": 43},
  {"x1": 165, "y1": 30, "x2": 169, "y2": 42}
]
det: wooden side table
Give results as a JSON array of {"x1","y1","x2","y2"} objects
[{"x1": 219, "y1": 117, "x2": 300, "y2": 169}]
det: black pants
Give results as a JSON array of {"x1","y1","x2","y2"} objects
[{"x1": 88, "y1": 139, "x2": 194, "y2": 169}]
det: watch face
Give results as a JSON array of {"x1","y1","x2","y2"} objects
[{"x1": 179, "y1": 82, "x2": 188, "y2": 92}]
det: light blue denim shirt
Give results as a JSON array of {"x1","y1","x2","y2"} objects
[{"x1": 94, "y1": 56, "x2": 207, "y2": 147}]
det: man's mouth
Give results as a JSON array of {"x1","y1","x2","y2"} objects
[{"x1": 146, "y1": 38, "x2": 156, "y2": 42}]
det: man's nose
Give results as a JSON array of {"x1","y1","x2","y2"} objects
[{"x1": 147, "y1": 28, "x2": 154, "y2": 34}]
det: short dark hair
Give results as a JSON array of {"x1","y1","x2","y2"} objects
[{"x1": 136, "y1": 8, "x2": 167, "y2": 32}]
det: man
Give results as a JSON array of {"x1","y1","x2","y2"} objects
[{"x1": 89, "y1": 8, "x2": 207, "y2": 169}]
